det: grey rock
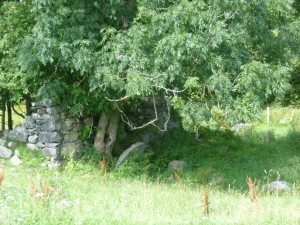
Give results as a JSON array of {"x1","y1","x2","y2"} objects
[
  {"x1": 45, "y1": 143, "x2": 61, "y2": 148},
  {"x1": 64, "y1": 132, "x2": 78, "y2": 142},
  {"x1": 60, "y1": 112, "x2": 66, "y2": 120},
  {"x1": 263, "y1": 181, "x2": 290, "y2": 192},
  {"x1": 37, "y1": 108, "x2": 47, "y2": 115},
  {"x1": 0, "y1": 146, "x2": 13, "y2": 159},
  {"x1": 6, "y1": 125, "x2": 28, "y2": 142},
  {"x1": 41, "y1": 119, "x2": 61, "y2": 132},
  {"x1": 27, "y1": 143, "x2": 38, "y2": 151},
  {"x1": 39, "y1": 132, "x2": 63, "y2": 143},
  {"x1": 72, "y1": 122, "x2": 83, "y2": 132},
  {"x1": 0, "y1": 139, "x2": 7, "y2": 146},
  {"x1": 3, "y1": 130, "x2": 9, "y2": 139},
  {"x1": 28, "y1": 135, "x2": 38, "y2": 144},
  {"x1": 7, "y1": 142, "x2": 17, "y2": 148},
  {"x1": 31, "y1": 102, "x2": 44, "y2": 110},
  {"x1": 35, "y1": 142, "x2": 45, "y2": 149},
  {"x1": 10, "y1": 150, "x2": 22, "y2": 166},
  {"x1": 27, "y1": 128, "x2": 38, "y2": 135},
  {"x1": 64, "y1": 119, "x2": 75, "y2": 131},
  {"x1": 31, "y1": 113, "x2": 44, "y2": 121},
  {"x1": 42, "y1": 147, "x2": 58, "y2": 158},
  {"x1": 61, "y1": 142, "x2": 82, "y2": 156},
  {"x1": 42, "y1": 99, "x2": 57, "y2": 107},
  {"x1": 115, "y1": 142, "x2": 146, "y2": 170},
  {"x1": 46, "y1": 106, "x2": 62, "y2": 115},
  {"x1": 231, "y1": 123, "x2": 251, "y2": 132},
  {"x1": 43, "y1": 114, "x2": 60, "y2": 122},
  {"x1": 168, "y1": 160, "x2": 188, "y2": 170},
  {"x1": 41, "y1": 160, "x2": 61, "y2": 169},
  {"x1": 209, "y1": 176, "x2": 224, "y2": 185},
  {"x1": 23, "y1": 116, "x2": 36, "y2": 129}
]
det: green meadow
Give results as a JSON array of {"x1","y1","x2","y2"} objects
[{"x1": 0, "y1": 107, "x2": 299, "y2": 224}]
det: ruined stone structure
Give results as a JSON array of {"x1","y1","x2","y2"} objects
[{"x1": 3, "y1": 99, "x2": 91, "y2": 158}]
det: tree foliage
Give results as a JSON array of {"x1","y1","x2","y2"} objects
[
  {"x1": 94, "y1": 0, "x2": 299, "y2": 131},
  {"x1": 1, "y1": 0, "x2": 299, "y2": 135}
]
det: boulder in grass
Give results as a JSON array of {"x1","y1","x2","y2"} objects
[
  {"x1": 0, "y1": 146, "x2": 13, "y2": 159},
  {"x1": 263, "y1": 181, "x2": 290, "y2": 192},
  {"x1": 42, "y1": 147, "x2": 58, "y2": 158},
  {"x1": 168, "y1": 160, "x2": 188, "y2": 170},
  {"x1": 10, "y1": 150, "x2": 22, "y2": 166},
  {"x1": 27, "y1": 143, "x2": 39, "y2": 151}
]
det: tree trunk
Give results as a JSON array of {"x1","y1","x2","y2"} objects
[
  {"x1": 93, "y1": 110, "x2": 120, "y2": 159},
  {"x1": 25, "y1": 95, "x2": 32, "y2": 116},
  {"x1": 104, "y1": 110, "x2": 120, "y2": 157},
  {"x1": 6, "y1": 94, "x2": 13, "y2": 130},
  {"x1": 94, "y1": 112, "x2": 109, "y2": 153},
  {"x1": 1, "y1": 96, "x2": 6, "y2": 131}
]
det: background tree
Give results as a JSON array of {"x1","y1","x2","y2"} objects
[{"x1": 0, "y1": 0, "x2": 34, "y2": 130}]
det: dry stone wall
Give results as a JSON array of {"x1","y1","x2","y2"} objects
[{"x1": 4, "y1": 99, "x2": 88, "y2": 158}]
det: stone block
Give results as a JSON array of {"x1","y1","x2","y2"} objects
[
  {"x1": 39, "y1": 132, "x2": 63, "y2": 143},
  {"x1": 64, "y1": 132, "x2": 78, "y2": 142},
  {"x1": 27, "y1": 143, "x2": 38, "y2": 151},
  {"x1": 6, "y1": 125, "x2": 28, "y2": 142},
  {"x1": 35, "y1": 142, "x2": 45, "y2": 149},
  {"x1": 42, "y1": 147, "x2": 58, "y2": 158},
  {"x1": 23, "y1": 116, "x2": 36, "y2": 129},
  {"x1": 42, "y1": 99, "x2": 57, "y2": 107},
  {"x1": 41, "y1": 119, "x2": 61, "y2": 132},
  {"x1": 61, "y1": 142, "x2": 82, "y2": 156},
  {"x1": 37, "y1": 108, "x2": 47, "y2": 115},
  {"x1": 64, "y1": 119, "x2": 75, "y2": 131},
  {"x1": 28, "y1": 135, "x2": 38, "y2": 144},
  {"x1": 46, "y1": 106, "x2": 62, "y2": 115},
  {"x1": 45, "y1": 143, "x2": 61, "y2": 148}
]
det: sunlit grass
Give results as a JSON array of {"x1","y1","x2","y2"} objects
[
  {"x1": 0, "y1": 143, "x2": 300, "y2": 225},
  {"x1": 0, "y1": 107, "x2": 300, "y2": 224}
]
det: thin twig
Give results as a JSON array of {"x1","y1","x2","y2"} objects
[{"x1": 105, "y1": 96, "x2": 130, "y2": 102}]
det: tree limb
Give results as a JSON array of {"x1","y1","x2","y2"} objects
[{"x1": 12, "y1": 105, "x2": 25, "y2": 119}]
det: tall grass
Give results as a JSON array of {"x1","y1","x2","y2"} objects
[{"x1": 0, "y1": 107, "x2": 299, "y2": 224}]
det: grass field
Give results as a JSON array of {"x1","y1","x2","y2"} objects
[{"x1": 0, "y1": 107, "x2": 300, "y2": 224}]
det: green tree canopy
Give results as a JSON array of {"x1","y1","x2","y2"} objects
[
  {"x1": 93, "y1": 0, "x2": 299, "y2": 131},
  {"x1": 2, "y1": 0, "x2": 298, "y2": 141}
]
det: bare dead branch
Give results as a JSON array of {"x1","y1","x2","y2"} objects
[
  {"x1": 105, "y1": 96, "x2": 130, "y2": 102},
  {"x1": 114, "y1": 94, "x2": 170, "y2": 131},
  {"x1": 156, "y1": 86, "x2": 186, "y2": 96},
  {"x1": 12, "y1": 105, "x2": 25, "y2": 119},
  {"x1": 151, "y1": 99, "x2": 170, "y2": 131}
]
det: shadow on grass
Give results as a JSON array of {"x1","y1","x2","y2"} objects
[{"x1": 150, "y1": 125, "x2": 300, "y2": 191}]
